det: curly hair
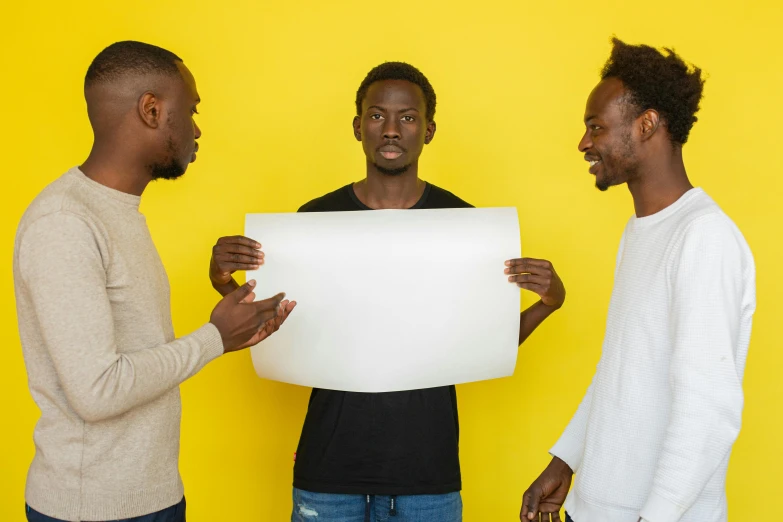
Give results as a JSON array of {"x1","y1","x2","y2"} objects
[
  {"x1": 355, "y1": 62, "x2": 436, "y2": 121},
  {"x1": 85, "y1": 41, "x2": 182, "y2": 88},
  {"x1": 601, "y1": 37, "x2": 705, "y2": 145}
]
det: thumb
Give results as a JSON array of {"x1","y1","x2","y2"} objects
[
  {"x1": 231, "y1": 279, "x2": 257, "y2": 303},
  {"x1": 523, "y1": 487, "x2": 542, "y2": 520}
]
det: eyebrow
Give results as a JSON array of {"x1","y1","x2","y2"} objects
[
  {"x1": 584, "y1": 114, "x2": 597, "y2": 123},
  {"x1": 367, "y1": 105, "x2": 420, "y2": 113}
]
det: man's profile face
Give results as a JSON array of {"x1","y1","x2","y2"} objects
[
  {"x1": 578, "y1": 77, "x2": 640, "y2": 191},
  {"x1": 150, "y1": 61, "x2": 201, "y2": 180},
  {"x1": 354, "y1": 79, "x2": 433, "y2": 176}
]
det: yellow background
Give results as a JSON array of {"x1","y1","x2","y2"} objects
[{"x1": 1, "y1": 1, "x2": 780, "y2": 520}]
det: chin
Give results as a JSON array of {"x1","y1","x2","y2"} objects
[
  {"x1": 376, "y1": 164, "x2": 410, "y2": 176},
  {"x1": 594, "y1": 175, "x2": 611, "y2": 192},
  {"x1": 595, "y1": 173, "x2": 627, "y2": 192}
]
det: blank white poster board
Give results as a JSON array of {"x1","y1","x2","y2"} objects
[{"x1": 246, "y1": 207, "x2": 521, "y2": 392}]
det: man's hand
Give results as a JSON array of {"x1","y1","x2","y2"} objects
[
  {"x1": 209, "y1": 280, "x2": 286, "y2": 353},
  {"x1": 210, "y1": 235, "x2": 264, "y2": 296},
  {"x1": 253, "y1": 299, "x2": 297, "y2": 344},
  {"x1": 505, "y1": 258, "x2": 566, "y2": 309},
  {"x1": 520, "y1": 457, "x2": 573, "y2": 521}
]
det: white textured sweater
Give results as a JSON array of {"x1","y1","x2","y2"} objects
[
  {"x1": 13, "y1": 168, "x2": 224, "y2": 521},
  {"x1": 551, "y1": 188, "x2": 755, "y2": 522}
]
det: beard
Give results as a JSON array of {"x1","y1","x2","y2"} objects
[
  {"x1": 374, "y1": 162, "x2": 411, "y2": 176},
  {"x1": 149, "y1": 136, "x2": 187, "y2": 181},
  {"x1": 150, "y1": 159, "x2": 186, "y2": 180},
  {"x1": 595, "y1": 172, "x2": 616, "y2": 192},
  {"x1": 595, "y1": 129, "x2": 637, "y2": 191}
]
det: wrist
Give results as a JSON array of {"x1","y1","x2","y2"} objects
[
  {"x1": 550, "y1": 456, "x2": 574, "y2": 475},
  {"x1": 539, "y1": 299, "x2": 563, "y2": 312},
  {"x1": 212, "y1": 277, "x2": 239, "y2": 296}
]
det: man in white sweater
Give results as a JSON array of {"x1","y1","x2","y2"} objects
[
  {"x1": 14, "y1": 41, "x2": 295, "y2": 522},
  {"x1": 520, "y1": 38, "x2": 756, "y2": 522}
]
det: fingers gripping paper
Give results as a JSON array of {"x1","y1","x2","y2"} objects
[{"x1": 246, "y1": 207, "x2": 521, "y2": 392}]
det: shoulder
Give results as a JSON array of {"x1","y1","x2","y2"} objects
[
  {"x1": 18, "y1": 169, "x2": 97, "y2": 239},
  {"x1": 15, "y1": 169, "x2": 116, "y2": 267},
  {"x1": 425, "y1": 184, "x2": 474, "y2": 208},
  {"x1": 298, "y1": 184, "x2": 354, "y2": 212},
  {"x1": 668, "y1": 191, "x2": 753, "y2": 270},
  {"x1": 15, "y1": 207, "x2": 103, "y2": 282},
  {"x1": 677, "y1": 191, "x2": 748, "y2": 247}
]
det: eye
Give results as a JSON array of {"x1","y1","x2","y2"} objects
[
  {"x1": 370, "y1": 113, "x2": 382, "y2": 120},
  {"x1": 402, "y1": 115, "x2": 415, "y2": 122},
  {"x1": 590, "y1": 124, "x2": 601, "y2": 131}
]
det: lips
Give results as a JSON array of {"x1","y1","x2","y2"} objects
[
  {"x1": 585, "y1": 155, "x2": 601, "y2": 175},
  {"x1": 379, "y1": 144, "x2": 404, "y2": 160}
]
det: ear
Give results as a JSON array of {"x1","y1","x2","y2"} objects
[
  {"x1": 138, "y1": 91, "x2": 162, "y2": 129},
  {"x1": 424, "y1": 120, "x2": 436, "y2": 145},
  {"x1": 639, "y1": 109, "x2": 660, "y2": 142},
  {"x1": 352, "y1": 115, "x2": 361, "y2": 141}
]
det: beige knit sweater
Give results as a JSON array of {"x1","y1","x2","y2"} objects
[{"x1": 13, "y1": 167, "x2": 224, "y2": 521}]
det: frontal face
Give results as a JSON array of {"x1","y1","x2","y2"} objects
[
  {"x1": 151, "y1": 61, "x2": 201, "y2": 180},
  {"x1": 578, "y1": 78, "x2": 639, "y2": 191},
  {"x1": 356, "y1": 79, "x2": 431, "y2": 176}
]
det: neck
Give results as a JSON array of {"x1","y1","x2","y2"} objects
[
  {"x1": 627, "y1": 146, "x2": 693, "y2": 218},
  {"x1": 354, "y1": 161, "x2": 426, "y2": 209},
  {"x1": 79, "y1": 140, "x2": 153, "y2": 197}
]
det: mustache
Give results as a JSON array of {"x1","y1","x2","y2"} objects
[{"x1": 377, "y1": 140, "x2": 406, "y2": 152}]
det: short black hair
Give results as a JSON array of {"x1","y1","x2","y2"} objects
[
  {"x1": 85, "y1": 41, "x2": 183, "y2": 88},
  {"x1": 355, "y1": 62, "x2": 437, "y2": 121},
  {"x1": 601, "y1": 37, "x2": 705, "y2": 145}
]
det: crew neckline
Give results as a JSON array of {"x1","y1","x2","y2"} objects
[
  {"x1": 69, "y1": 167, "x2": 142, "y2": 209},
  {"x1": 348, "y1": 182, "x2": 432, "y2": 210},
  {"x1": 630, "y1": 188, "x2": 703, "y2": 230}
]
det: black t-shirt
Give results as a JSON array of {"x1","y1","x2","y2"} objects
[{"x1": 293, "y1": 182, "x2": 474, "y2": 495}]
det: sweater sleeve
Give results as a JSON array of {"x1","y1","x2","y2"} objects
[
  {"x1": 18, "y1": 212, "x2": 225, "y2": 423},
  {"x1": 549, "y1": 377, "x2": 596, "y2": 472},
  {"x1": 640, "y1": 216, "x2": 748, "y2": 522},
  {"x1": 549, "y1": 229, "x2": 628, "y2": 473}
]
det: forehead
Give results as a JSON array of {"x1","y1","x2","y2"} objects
[
  {"x1": 363, "y1": 80, "x2": 425, "y2": 110},
  {"x1": 585, "y1": 77, "x2": 626, "y2": 119},
  {"x1": 174, "y1": 61, "x2": 199, "y2": 101}
]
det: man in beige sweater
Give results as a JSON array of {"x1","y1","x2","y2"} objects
[{"x1": 13, "y1": 41, "x2": 295, "y2": 522}]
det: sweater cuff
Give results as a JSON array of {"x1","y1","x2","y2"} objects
[
  {"x1": 549, "y1": 437, "x2": 583, "y2": 473},
  {"x1": 640, "y1": 490, "x2": 687, "y2": 522},
  {"x1": 193, "y1": 323, "x2": 225, "y2": 362}
]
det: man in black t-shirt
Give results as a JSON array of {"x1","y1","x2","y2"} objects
[{"x1": 209, "y1": 62, "x2": 566, "y2": 522}]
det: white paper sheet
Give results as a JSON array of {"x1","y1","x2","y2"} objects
[{"x1": 246, "y1": 207, "x2": 521, "y2": 392}]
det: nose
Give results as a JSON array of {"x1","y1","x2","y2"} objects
[
  {"x1": 194, "y1": 120, "x2": 202, "y2": 140},
  {"x1": 382, "y1": 118, "x2": 401, "y2": 140},
  {"x1": 578, "y1": 128, "x2": 591, "y2": 153}
]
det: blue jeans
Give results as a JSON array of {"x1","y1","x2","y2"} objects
[
  {"x1": 292, "y1": 488, "x2": 462, "y2": 522},
  {"x1": 26, "y1": 497, "x2": 186, "y2": 522}
]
